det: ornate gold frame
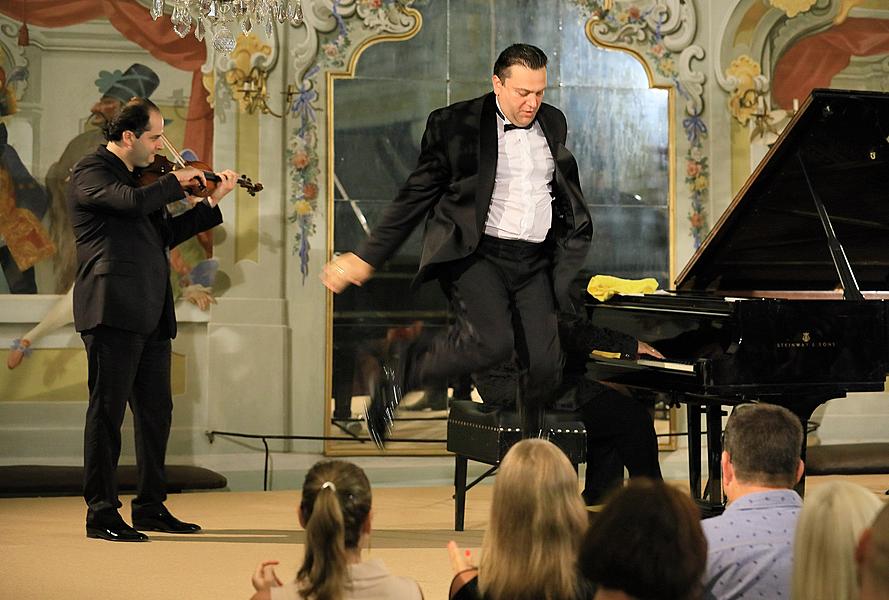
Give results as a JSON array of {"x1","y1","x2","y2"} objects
[
  {"x1": 585, "y1": 19, "x2": 680, "y2": 451},
  {"x1": 323, "y1": 9, "x2": 427, "y2": 455},
  {"x1": 322, "y1": 9, "x2": 680, "y2": 454}
]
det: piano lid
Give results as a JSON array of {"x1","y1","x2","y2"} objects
[{"x1": 676, "y1": 89, "x2": 889, "y2": 293}]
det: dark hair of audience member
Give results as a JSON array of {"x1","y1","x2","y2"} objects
[
  {"x1": 479, "y1": 438, "x2": 588, "y2": 600},
  {"x1": 297, "y1": 460, "x2": 372, "y2": 600},
  {"x1": 102, "y1": 96, "x2": 159, "y2": 142},
  {"x1": 580, "y1": 479, "x2": 707, "y2": 600},
  {"x1": 722, "y1": 403, "x2": 802, "y2": 487}
]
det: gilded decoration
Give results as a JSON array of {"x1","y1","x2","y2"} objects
[
  {"x1": 224, "y1": 34, "x2": 274, "y2": 112},
  {"x1": 577, "y1": 0, "x2": 710, "y2": 247},
  {"x1": 726, "y1": 55, "x2": 763, "y2": 125},
  {"x1": 835, "y1": 0, "x2": 867, "y2": 24},
  {"x1": 285, "y1": 0, "x2": 417, "y2": 280},
  {"x1": 768, "y1": 0, "x2": 818, "y2": 18}
]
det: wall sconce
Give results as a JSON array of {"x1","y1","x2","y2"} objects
[{"x1": 230, "y1": 66, "x2": 297, "y2": 118}]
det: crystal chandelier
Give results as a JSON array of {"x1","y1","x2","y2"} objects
[{"x1": 150, "y1": 0, "x2": 304, "y2": 54}]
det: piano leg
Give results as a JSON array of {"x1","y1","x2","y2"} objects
[
  {"x1": 686, "y1": 401, "x2": 702, "y2": 500},
  {"x1": 704, "y1": 404, "x2": 726, "y2": 505},
  {"x1": 781, "y1": 394, "x2": 836, "y2": 498}
]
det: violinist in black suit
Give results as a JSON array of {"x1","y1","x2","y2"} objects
[
  {"x1": 68, "y1": 97, "x2": 238, "y2": 541},
  {"x1": 322, "y1": 44, "x2": 592, "y2": 439}
]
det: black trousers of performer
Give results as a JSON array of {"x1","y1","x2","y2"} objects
[
  {"x1": 579, "y1": 383, "x2": 663, "y2": 505},
  {"x1": 413, "y1": 235, "x2": 562, "y2": 434},
  {"x1": 81, "y1": 324, "x2": 172, "y2": 518}
]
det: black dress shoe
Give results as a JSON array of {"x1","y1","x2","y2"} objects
[
  {"x1": 86, "y1": 521, "x2": 149, "y2": 542},
  {"x1": 132, "y1": 507, "x2": 201, "y2": 533},
  {"x1": 364, "y1": 360, "x2": 402, "y2": 449}
]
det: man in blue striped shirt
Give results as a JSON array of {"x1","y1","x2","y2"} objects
[{"x1": 701, "y1": 403, "x2": 805, "y2": 600}]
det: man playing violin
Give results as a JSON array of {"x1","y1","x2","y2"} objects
[{"x1": 68, "y1": 97, "x2": 238, "y2": 542}]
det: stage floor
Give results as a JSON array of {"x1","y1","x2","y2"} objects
[
  {"x1": 1, "y1": 476, "x2": 886, "y2": 599},
  {"x1": 0, "y1": 484, "x2": 489, "y2": 599}
]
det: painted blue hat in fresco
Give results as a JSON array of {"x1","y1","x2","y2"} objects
[{"x1": 96, "y1": 63, "x2": 160, "y2": 103}]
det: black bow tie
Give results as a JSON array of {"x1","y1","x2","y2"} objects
[
  {"x1": 496, "y1": 104, "x2": 533, "y2": 132},
  {"x1": 503, "y1": 122, "x2": 533, "y2": 132}
]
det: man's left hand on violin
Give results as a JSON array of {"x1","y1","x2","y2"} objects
[{"x1": 207, "y1": 169, "x2": 239, "y2": 206}]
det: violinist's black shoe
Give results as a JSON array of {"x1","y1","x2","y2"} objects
[
  {"x1": 132, "y1": 505, "x2": 201, "y2": 533},
  {"x1": 86, "y1": 509, "x2": 148, "y2": 542}
]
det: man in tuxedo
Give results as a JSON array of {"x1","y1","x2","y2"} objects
[
  {"x1": 69, "y1": 97, "x2": 238, "y2": 541},
  {"x1": 321, "y1": 44, "x2": 592, "y2": 439}
]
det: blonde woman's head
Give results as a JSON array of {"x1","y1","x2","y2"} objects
[
  {"x1": 792, "y1": 480, "x2": 883, "y2": 600},
  {"x1": 480, "y1": 438, "x2": 588, "y2": 600}
]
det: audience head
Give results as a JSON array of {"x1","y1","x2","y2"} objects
[
  {"x1": 297, "y1": 460, "x2": 373, "y2": 600},
  {"x1": 480, "y1": 438, "x2": 588, "y2": 600},
  {"x1": 857, "y1": 500, "x2": 889, "y2": 600},
  {"x1": 580, "y1": 478, "x2": 707, "y2": 600},
  {"x1": 721, "y1": 403, "x2": 803, "y2": 498},
  {"x1": 792, "y1": 481, "x2": 883, "y2": 600}
]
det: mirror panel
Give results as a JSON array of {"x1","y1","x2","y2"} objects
[{"x1": 325, "y1": 0, "x2": 674, "y2": 454}]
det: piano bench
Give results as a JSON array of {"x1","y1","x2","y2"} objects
[
  {"x1": 806, "y1": 443, "x2": 889, "y2": 479},
  {"x1": 446, "y1": 399, "x2": 586, "y2": 531},
  {"x1": 0, "y1": 464, "x2": 227, "y2": 497}
]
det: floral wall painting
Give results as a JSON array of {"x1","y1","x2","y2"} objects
[
  {"x1": 717, "y1": 0, "x2": 889, "y2": 195},
  {"x1": 283, "y1": 0, "x2": 419, "y2": 281}
]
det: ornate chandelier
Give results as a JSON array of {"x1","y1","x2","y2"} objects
[{"x1": 149, "y1": 0, "x2": 304, "y2": 53}]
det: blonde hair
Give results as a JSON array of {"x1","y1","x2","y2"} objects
[
  {"x1": 860, "y1": 502, "x2": 889, "y2": 598},
  {"x1": 478, "y1": 439, "x2": 588, "y2": 600},
  {"x1": 792, "y1": 481, "x2": 883, "y2": 600},
  {"x1": 297, "y1": 460, "x2": 372, "y2": 600}
]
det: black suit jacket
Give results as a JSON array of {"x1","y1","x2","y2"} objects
[
  {"x1": 356, "y1": 92, "x2": 592, "y2": 311},
  {"x1": 68, "y1": 146, "x2": 222, "y2": 337}
]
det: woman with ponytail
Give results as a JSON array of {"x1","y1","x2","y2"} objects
[{"x1": 250, "y1": 460, "x2": 423, "y2": 600}]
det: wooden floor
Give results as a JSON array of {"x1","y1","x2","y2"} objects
[{"x1": 1, "y1": 475, "x2": 886, "y2": 600}]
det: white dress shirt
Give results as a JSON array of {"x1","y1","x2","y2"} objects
[{"x1": 484, "y1": 99, "x2": 555, "y2": 243}]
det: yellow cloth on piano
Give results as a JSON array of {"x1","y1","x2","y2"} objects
[{"x1": 587, "y1": 274, "x2": 659, "y2": 302}]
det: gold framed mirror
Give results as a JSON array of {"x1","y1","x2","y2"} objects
[{"x1": 324, "y1": 0, "x2": 677, "y2": 455}]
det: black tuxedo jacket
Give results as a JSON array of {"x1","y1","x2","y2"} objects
[
  {"x1": 68, "y1": 146, "x2": 222, "y2": 337},
  {"x1": 356, "y1": 92, "x2": 592, "y2": 311}
]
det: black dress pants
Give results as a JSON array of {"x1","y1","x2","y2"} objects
[
  {"x1": 579, "y1": 383, "x2": 662, "y2": 504},
  {"x1": 414, "y1": 236, "x2": 562, "y2": 432},
  {"x1": 81, "y1": 325, "x2": 172, "y2": 518}
]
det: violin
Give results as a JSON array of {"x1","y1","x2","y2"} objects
[{"x1": 138, "y1": 135, "x2": 263, "y2": 197}]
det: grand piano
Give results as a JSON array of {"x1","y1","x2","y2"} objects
[{"x1": 585, "y1": 89, "x2": 889, "y2": 506}]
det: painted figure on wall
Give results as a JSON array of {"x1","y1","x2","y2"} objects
[
  {"x1": 46, "y1": 63, "x2": 160, "y2": 294},
  {"x1": 0, "y1": 65, "x2": 53, "y2": 294},
  {"x1": 6, "y1": 64, "x2": 219, "y2": 369}
]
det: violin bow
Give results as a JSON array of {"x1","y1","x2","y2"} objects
[{"x1": 160, "y1": 134, "x2": 189, "y2": 169}]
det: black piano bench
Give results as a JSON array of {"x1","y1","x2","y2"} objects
[
  {"x1": 0, "y1": 464, "x2": 227, "y2": 497},
  {"x1": 806, "y1": 443, "x2": 889, "y2": 494},
  {"x1": 446, "y1": 399, "x2": 586, "y2": 531}
]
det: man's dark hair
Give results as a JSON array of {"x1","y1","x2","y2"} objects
[
  {"x1": 102, "y1": 97, "x2": 160, "y2": 142},
  {"x1": 493, "y1": 44, "x2": 548, "y2": 80},
  {"x1": 580, "y1": 479, "x2": 707, "y2": 600},
  {"x1": 723, "y1": 403, "x2": 803, "y2": 488}
]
